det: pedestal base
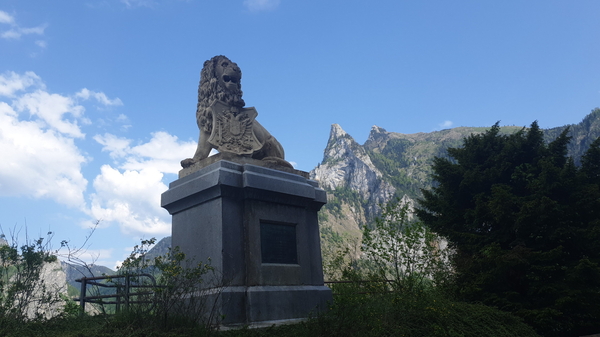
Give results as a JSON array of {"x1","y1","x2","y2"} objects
[
  {"x1": 161, "y1": 160, "x2": 332, "y2": 326},
  {"x1": 215, "y1": 285, "x2": 331, "y2": 325}
]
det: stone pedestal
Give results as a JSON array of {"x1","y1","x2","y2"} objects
[{"x1": 161, "y1": 160, "x2": 332, "y2": 326}]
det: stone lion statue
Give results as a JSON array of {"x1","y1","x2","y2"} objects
[{"x1": 181, "y1": 55, "x2": 287, "y2": 168}]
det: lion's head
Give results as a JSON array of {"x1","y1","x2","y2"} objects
[{"x1": 197, "y1": 55, "x2": 245, "y2": 132}]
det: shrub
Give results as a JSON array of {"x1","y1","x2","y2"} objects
[
  {"x1": 110, "y1": 238, "x2": 221, "y2": 330},
  {"x1": 361, "y1": 197, "x2": 452, "y2": 292},
  {"x1": 0, "y1": 232, "x2": 66, "y2": 328}
]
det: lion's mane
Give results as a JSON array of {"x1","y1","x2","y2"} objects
[{"x1": 196, "y1": 55, "x2": 245, "y2": 133}]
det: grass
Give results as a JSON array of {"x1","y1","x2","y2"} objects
[{"x1": 0, "y1": 285, "x2": 540, "y2": 337}]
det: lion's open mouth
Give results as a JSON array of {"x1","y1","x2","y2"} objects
[{"x1": 223, "y1": 75, "x2": 238, "y2": 83}]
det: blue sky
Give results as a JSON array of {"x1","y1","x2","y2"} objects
[{"x1": 1, "y1": 0, "x2": 599, "y2": 269}]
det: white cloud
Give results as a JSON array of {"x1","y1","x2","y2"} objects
[
  {"x1": 76, "y1": 88, "x2": 123, "y2": 106},
  {"x1": 121, "y1": 0, "x2": 156, "y2": 8},
  {"x1": 15, "y1": 90, "x2": 86, "y2": 138},
  {"x1": 1, "y1": 29, "x2": 19, "y2": 39},
  {"x1": 17, "y1": 25, "x2": 46, "y2": 35},
  {"x1": 88, "y1": 131, "x2": 196, "y2": 235},
  {"x1": 87, "y1": 165, "x2": 171, "y2": 236},
  {"x1": 0, "y1": 71, "x2": 43, "y2": 97},
  {"x1": 244, "y1": 0, "x2": 281, "y2": 12},
  {"x1": 116, "y1": 114, "x2": 132, "y2": 131},
  {"x1": 0, "y1": 71, "x2": 123, "y2": 209},
  {"x1": 85, "y1": 248, "x2": 115, "y2": 268},
  {"x1": 95, "y1": 131, "x2": 197, "y2": 174},
  {"x1": 0, "y1": 101, "x2": 88, "y2": 207},
  {"x1": 116, "y1": 114, "x2": 128, "y2": 122},
  {"x1": 94, "y1": 133, "x2": 132, "y2": 159},
  {"x1": 1, "y1": 24, "x2": 46, "y2": 40},
  {"x1": 35, "y1": 40, "x2": 47, "y2": 48},
  {"x1": 438, "y1": 120, "x2": 453, "y2": 129},
  {"x1": 0, "y1": 71, "x2": 182, "y2": 241},
  {"x1": 0, "y1": 11, "x2": 15, "y2": 25},
  {"x1": 0, "y1": 10, "x2": 46, "y2": 41},
  {"x1": 123, "y1": 132, "x2": 197, "y2": 173},
  {"x1": 63, "y1": 248, "x2": 115, "y2": 268}
]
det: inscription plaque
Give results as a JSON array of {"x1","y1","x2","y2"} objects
[{"x1": 260, "y1": 222, "x2": 298, "y2": 264}]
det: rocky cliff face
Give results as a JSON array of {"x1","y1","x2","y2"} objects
[
  {"x1": 310, "y1": 124, "x2": 396, "y2": 224},
  {"x1": 311, "y1": 124, "x2": 380, "y2": 192},
  {"x1": 544, "y1": 108, "x2": 600, "y2": 164},
  {"x1": 29, "y1": 260, "x2": 69, "y2": 319},
  {"x1": 9, "y1": 260, "x2": 69, "y2": 320}
]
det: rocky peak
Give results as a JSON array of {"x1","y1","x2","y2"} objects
[
  {"x1": 320, "y1": 124, "x2": 367, "y2": 165},
  {"x1": 364, "y1": 125, "x2": 391, "y2": 151},
  {"x1": 370, "y1": 125, "x2": 388, "y2": 136},
  {"x1": 310, "y1": 124, "x2": 396, "y2": 221},
  {"x1": 330, "y1": 123, "x2": 349, "y2": 140}
]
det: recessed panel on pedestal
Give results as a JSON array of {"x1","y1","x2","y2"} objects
[{"x1": 260, "y1": 222, "x2": 298, "y2": 264}]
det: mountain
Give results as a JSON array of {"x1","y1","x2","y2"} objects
[
  {"x1": 543, "y1": 108, "x2": 600, "y2": 164},
  {"x1": 311, "y1": 108, "x2": 600, "y2": 252},
  {"x1": 310, "y1": 124, "x2": 396, "y2": 241},
  {"x1": 144, "y1": 236, "x2": 171, "y2": 261},
  {"x1": 61, "y1": 237, "x2": 172, "y2": 292},
  {"x1": 310, "y1": 124, "x2": 522, "y2": 235},
  {"x1": 62, "y1": 262, "x2": 115, "y2": 291},
  {"x1": 62, "y1": 236, "x2": 172, "y2": 289}
]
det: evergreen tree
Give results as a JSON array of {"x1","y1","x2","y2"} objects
[{"x1": 417, "y1": 122, "x2": 600, "y2": 337}]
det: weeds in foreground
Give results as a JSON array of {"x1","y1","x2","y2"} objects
[
  {"x1": 306, "y1": 283, "x2": 540, "y2": 337},
  {"x1": 97, "y1": 238, "x2": 223, "y2": 330},
  {"x1": 0, "y1": 286, "x2": 541, "y2": 337}
]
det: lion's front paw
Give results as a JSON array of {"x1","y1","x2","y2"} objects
[{"x1": 181, "y1": 158, "x2": 197, "y2": 168}]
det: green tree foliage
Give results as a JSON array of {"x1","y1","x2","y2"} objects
[
  {"x1": 417, "y1": 122, "x2": 600, "y2": 336},
  {"x1": 114, "y1": 238, "x2": 218, "y2": 329},
  {"x1": 321, "y1": 186, "x2": 367, "y2": 220},
  {"x1": 0, "y1": 233, "x2": 63, "y2": 327},
  {"x1": 320, "y1": 224, "x2": 359, "y2": 281},
  {"x1": 362, "y1": 198, "x2": 451, "y2": 292},
  {"x1": 368, "y1": 138, "x2": 437, "y2": 198}
]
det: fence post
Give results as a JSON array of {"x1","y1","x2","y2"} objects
[
  {"x1": 124, "y1": 274, "x2": 130, "y2": 312},
  {"x1": 79, "y1": 278, "x2": 87, "y2": 317},
  {"x1": 116, "y1": 284, "x2": 121, "y2": 313}
]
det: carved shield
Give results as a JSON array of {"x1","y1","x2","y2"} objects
[{"x1": 207, "y1": 100, "x2": 263, "y2": 155}]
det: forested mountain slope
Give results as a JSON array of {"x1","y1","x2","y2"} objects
[{"x1": 311, "y1": 108, "x2": 600, "y2": 244}]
